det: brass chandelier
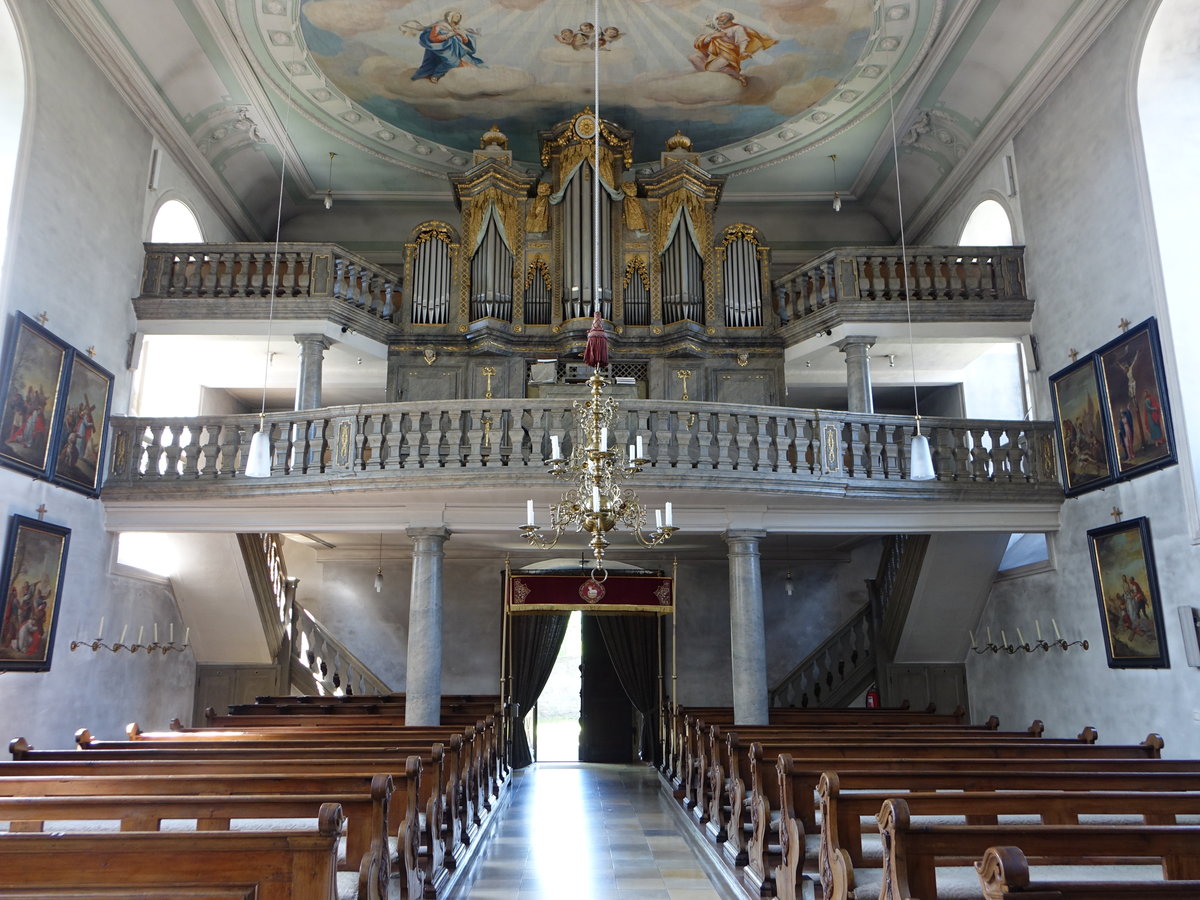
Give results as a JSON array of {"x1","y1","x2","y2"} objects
[
  {"x1": 520, "y1": 368, "x2": 677, "y2": 580},
  {"x1": 519, "y1": 0, "x2": 678, "y2": 579}
]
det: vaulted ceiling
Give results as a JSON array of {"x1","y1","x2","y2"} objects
[{"x1": 48, "y1": 0, "x2": 1120, "y2": 249}]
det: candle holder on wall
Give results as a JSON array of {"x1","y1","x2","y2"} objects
[
  {"x1": 970, "y1": 619, "x2": 1088, "y2": 655},
  {"x1": 70, "y1": 622, "x2": 190, "y2": 655}
]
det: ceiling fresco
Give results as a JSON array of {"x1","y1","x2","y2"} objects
[{"x1": 264, "y1": 0, "x2": 931, "y2": 171}]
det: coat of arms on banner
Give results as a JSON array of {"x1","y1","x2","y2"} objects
[{"x1": 579, "y1": 579, "x2": 606, "y2": 603}]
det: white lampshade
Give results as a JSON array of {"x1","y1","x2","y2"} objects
[
  {"x1": 910, "y1": 433, "x2": 936, "y2": 481},
  {"x1": 373, "y1": 569, "x2": 384, "y2": 593},
  {"x1": 243, "y1": 430, "x2": 273, "y2": 478}
]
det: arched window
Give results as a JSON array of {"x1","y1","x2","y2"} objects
[
  {"x1": 150, "y1": 198, "x2": 204, "y2": 243},
  {"x1": 0, "y1": 0, "x2": 25, "y2": 284},
  {"x1": 958, "y1": 199, "x2": 1013, "y2": 246}
]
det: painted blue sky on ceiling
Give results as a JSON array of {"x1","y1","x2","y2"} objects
[{"x1": 299, "y1": 0, "x2": 873, "y2": 163}]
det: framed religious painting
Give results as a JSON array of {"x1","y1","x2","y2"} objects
[
  {"x1": 1096, "y1": 317, "x2": 1176, "y2": 482},
  {"x1": 1087, "y1": 516, "x2": 1169, "y2": 669},
  {"x1": 49, "y1": 352, "x2": 114, "y2": 496},
  {"x1": 1048, "y1": 354, "x2": 1114, "y2": 496},
  {"x1": 0, "y1": 514, "x2": 70, "y2": 672},
  {"x1": 0, "y1": 313, "x2": 70, "y2": 480}
]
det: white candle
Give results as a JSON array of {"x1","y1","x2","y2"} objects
[
  {"x1": 183, "y1": 627, "x2": 190, "y2": 645},
  {"x1": 599, "y1": 427, "x2": 608, "y2": 452},
  {"x1": 526, "y1": 499, "x2": 535, "y2": 526},
  {"x1": 592, "y1": 485, "x2": 601, "y2": 512},
  {"x1": 170, "y1": 623, "x2": 174, "y2": 643},
  {"x1": 154, "y1": 623, "x2": 159, "y2": 643},
  {"x1": 636, "y1": 435, "x2": 643, "y2": 458},
  {"x1": 664, "y1": 502, "x2": 673, "y2": 526},
  {"x1": 137, "y1": 626, "x2": 144, "y2": 645},
  {"x1": 969, "y1": 629, "x2": 976, "y2": 647},
  {"x1": 628, "y1": 444, "x2": 635, "y2": 461},
  {"x1": 1035, "y1": 620, "x2": 1043, "y2": 641},
  {"x1": 550, "y1": 435, "x2": 561, "y2": 459},
  {"x1": 119, "y1": 625, "x2": 128, "y2": 646},
  {"x1": 1001, "y1": 630, "x2": 1008, "y2": 647},
  {"x1": 98, "y1": 617, "x2": 104, "y2": 640},
  {"x1": 1017, "y1": 627, "x2": 1026, "y2": 645},
  {"x1": 655, "y1": 509, "x2": 663, "y2": 530},
  {"x1": 1052, "y1": 618, "x2": 1061, "y2": 639},
  {"x1": 987, "y1": 626, "x2": 993, "y2": 645}
]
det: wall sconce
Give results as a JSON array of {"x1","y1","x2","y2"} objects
[{"x1": 970, "y1": 619, "x2": 1088, "y2": 655}]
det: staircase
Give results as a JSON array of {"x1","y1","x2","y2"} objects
[
  {"x1": 769, "y1": 534, "x2": 929, "y2": 708},
  {"x1": 237, "y1": 533, "x2": 390, "y2": 696}
]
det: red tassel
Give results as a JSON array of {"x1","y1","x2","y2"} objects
[{"x1": 583, "y1": 309, "x2": 609, "y2": 368}]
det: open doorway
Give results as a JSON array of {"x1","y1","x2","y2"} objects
[{"x1": 533, "y1": 611, "x2": 581, "y2": 761}]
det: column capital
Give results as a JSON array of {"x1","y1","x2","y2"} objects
[
  {"x1": 834, "y1": 334, "x2": 877, "y2": 352},
  {"x1": 723, "y1": 529, "x2": 767, "y2": 549},
  {"x1": 294, "y1": 333, "x2": 334, "y2": 351},
  {"x1": 406, "y1": 526, "x2": 452, "y2": 548}
]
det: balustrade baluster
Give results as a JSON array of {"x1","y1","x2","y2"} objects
[
  {"x1": 209, "y1": 423, "x2": 234, "y2": 477},
  {"x1": 968, "y1": 426, "x2": 990, "y2": 480},
  {"x1": 715, "y1": 412, "x2": 737, "y2": 469},
  {"x1": 929, "y1": 253, "x2": 948, "y2": 299},
  {"x1": 746, "y1": 414, "x2": 766, "y2": 471},
  {"x1": 360, "y1": 270, "x2": 373, "y2": 309},
  {"x1": 332, "y1": 258, "x2": 347, "y2": 300},
  {"x1": 382, "y1": 282, "x2": 396, "y2": 319},
  {"x1": 345, "y1": 264, "x2": 361, "y2": 305},
  {"x1": 846, "y1": 421, "x2": 866, "y2": 478},
  {"x1": 354, "y1": 413, "x2": 377, "y2": 470},
  {"x1": 197, "y1": 253, "x2": 215, "y2": 296},
  {"x1": 398, "y1": 411, "x2": 418, "y2": 468},
  {"x1": 432, "y1": 411, "x2": 451, "y2": 467}
]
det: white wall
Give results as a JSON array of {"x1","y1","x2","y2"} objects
[
  {"x1": 963, "y1": 2, "x2": 1200, "y2": 755},
  {"x1": 0, "y1": 0, "x2": 195, "y2": 747}
]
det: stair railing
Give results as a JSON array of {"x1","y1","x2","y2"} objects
[
  {"x1": 769, "y1": 602, "x2": 876, "y2": 708},
  {"x1": 238, "y1": 533, "x2": 391, "y2": 697}
]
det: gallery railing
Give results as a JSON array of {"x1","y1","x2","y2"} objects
[
  {"x1": 137, "y1": 242, "x2": 400, "y2": 328},
  {"x1": 772, "y1": 246, "x2": 1031, "y2": 325},
  {"x1": 104, "y1": 400, "x2": 1062, "y2": 498}
]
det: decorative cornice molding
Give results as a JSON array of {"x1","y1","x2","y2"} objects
[{"x1": 906, "y1": 0, "x2": 1128, "y2": 238}]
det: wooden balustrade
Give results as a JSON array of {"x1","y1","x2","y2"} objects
[
  {"x1": 772, "y1": 246, "x2": 1030, "y2": 324},
  {"x1": 103, "y1": 400, "x2": 1062, "y2": 499},
  {"x1": 139, "y1": 242, "x2": 399, "y2": 324}
]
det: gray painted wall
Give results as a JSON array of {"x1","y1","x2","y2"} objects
[
  {"x1": 957, "y1": 3, "x2": 1200, "y2": 755},
  {"x1": 288, "y1": 540, "x2": 880, "y2": 709},
  {"x1": 0, "y1": 0, "x2": 197, "y2": 747}
]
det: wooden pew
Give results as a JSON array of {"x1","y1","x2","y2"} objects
[
  {"x1": 742, "y1": 740, "x2": 1172, "y2": 897},
  {"x1": 876, "y1": 797, "x2": 1200, "y2": 900},
  {"x1": 0, "y1": 802, "x2": 348, "y2": 900},
  {"x1": 815, "y1": 776, "x2": 1200, "y2": 900},
  {"x1": 698, "y1": 720, "x2": 1057, "y2": 837},
  {"x1": 117, "y1": 724, "x2": 500, "y2": 831},
  {"x1": 0, "y1": 790, "x2": 405, "y2": 900},
  {"x1": 189, "y1": 712, "x2": 505, "y2": 800},
  {"x1": 718, "y1": 731, "x2": 1159, "y2": 875},
  {"x1": 4, "y1": 745, "x2": 449, "y2": 892},
  {"x1": 976, "y1": 845, "x2": 1200, "y2": 899},
  {"x1": 668, "y1": 704, "x2": 974, "y2": 785}
]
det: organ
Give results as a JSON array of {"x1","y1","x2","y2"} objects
[{"x1": 388, "y1": 111, "x2": 784, "y2": 406}]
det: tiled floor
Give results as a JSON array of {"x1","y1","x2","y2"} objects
[{"x1": 451, "y1": 763, "x2": 733, "y2": 900}]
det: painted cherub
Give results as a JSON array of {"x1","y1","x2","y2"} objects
[
  {"x1": 555, "y1": 28, "x2": 589, "y2": 50},
  {"x1": 598, "y1": 26, "x2": 623, "y2": 49}
]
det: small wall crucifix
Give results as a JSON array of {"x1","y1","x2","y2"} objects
[
  {"x1": 481, "y1": 366, "x2": 496, "y2": 400},
  {"x1": 1110, "y1": 506, "x2": 1123, "y2": 523},
  {"x1": 1068, "y1": 348, "x2": 1079, "y2": 363},
  {"x1": 35, "y1": 504, "x2": 47, "y2": 521},
  {"x1": 675, "y1": 369, "x2": 692, "y2": 402}
]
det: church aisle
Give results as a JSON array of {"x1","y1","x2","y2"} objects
[{"x1": 450, "y1": 763, "x2": 733, "y2": 899}]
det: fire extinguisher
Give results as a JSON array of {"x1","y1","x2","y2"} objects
[{"x1": 865, "y1": 688, "x2": 880, "y2": 708}]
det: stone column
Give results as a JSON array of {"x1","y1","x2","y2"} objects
[
  {"x1": 836, "y1": 335, "x2": 876, "y2": 414},
  {"x1": 405, "y1": 527, "x2": 450, "y2": 726},
  {"x1": 294, "y1": 334, "x2": 333, "y2": 410},
  {"x1": 724, "y1": 529, "x2": 769, "y2": 725}
]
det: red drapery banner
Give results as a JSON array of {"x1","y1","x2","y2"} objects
[{"x1": 506, "y1": 573, "x2": 673, "y2": 615}]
